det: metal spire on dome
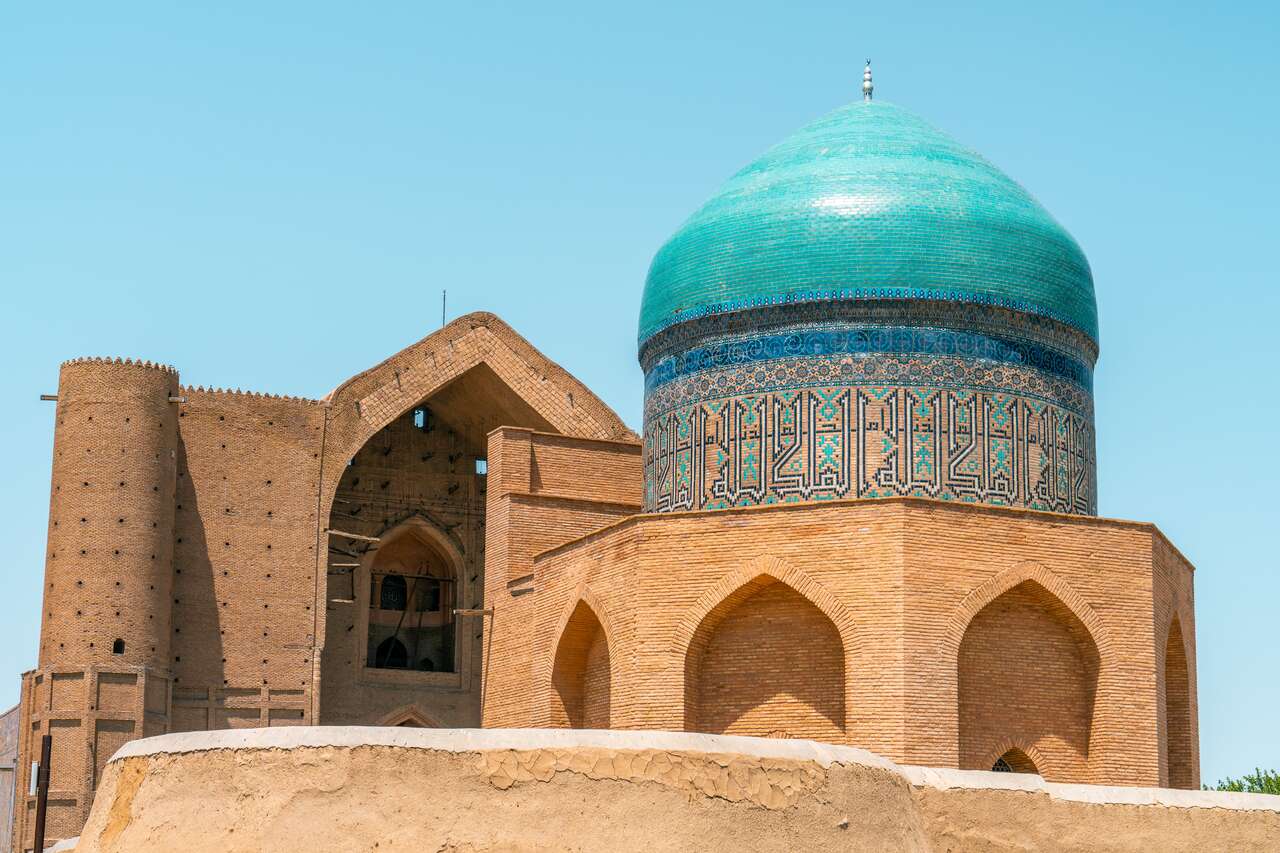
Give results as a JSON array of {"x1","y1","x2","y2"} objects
[{"x1": 862, "y1": 60, "x2": 873, "y2": 101}]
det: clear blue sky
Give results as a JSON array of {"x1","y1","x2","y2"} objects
[{"x1": 2, "y1": 2, "x2": 1276, "y2": 784}]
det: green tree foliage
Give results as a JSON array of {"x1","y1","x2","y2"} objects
[{"x1": 1205, "y1": 768, "x2": 1280, "y2": 795}]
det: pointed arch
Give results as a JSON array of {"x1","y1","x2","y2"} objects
[
  {"x1": 983, "y1": 741, "x2": 1047, "y2": 775},
  {"x1": 948, "y1": 562, "x2": 1108, "y2": 782},
  {"x1": 370, "y1": 514, "x2": 466, "y2": 578},
  {"x1": 549, "y1": 584, "x2": 618, "y2": 675},
  {"x1": 942, "y1": 561, "x2": 1112, "y2": 662},
  {"x1": 377, "y1": 705, "x2": 442, "y2": 728},
  {"x1": 672, "y1": 556, "x2": 859, "y2": 658},
  {"x1": 316, "y1": 315, "x2": 635, "y2": 723},
  {"x1": 361, "y1": 515, "x2": 464, "y2": 674},
  {"x1": 321, "y1": 313, "x2": 635, "y2": 505},
  {"x1": 675, "y1": 556, "x2": 854, "y2": 742},
  {"x1": 550, "y1": 594, "x2": 613, "y2": 729},
  {"x1": 1163, "y1": 612, "x2": 1194, "y2": 789}
]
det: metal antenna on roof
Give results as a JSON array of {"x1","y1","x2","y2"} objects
[
  {"x1": 863, "y1": 60, "x2": 874, "y2": 101},
  {"x1": 442, "y1": 290, "x2": 447, "y2": 327}
]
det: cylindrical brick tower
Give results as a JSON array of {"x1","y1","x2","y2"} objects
[
  {"x1": 41, "y1": 357, "x2": 179, "y2": 668},
  {"x1": 14, "y1": 357, "x2": 179, "y2": 852}
]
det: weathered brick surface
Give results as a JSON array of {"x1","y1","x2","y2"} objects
[
  {"x1": 958, "y1": 582, "x2": 1097, "y2": 781},
  {"x1": 17, "y1": 314, "x2": 636, "y2": 850},
  {"x1": 17, "y1": 312, "x2": 1200, "y2": 849},
  {"x1": 16, "y1": 359, "x2": 180, "y2": 849}
]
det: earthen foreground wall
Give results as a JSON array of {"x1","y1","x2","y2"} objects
[{"x1": 71, "y1": 728, "x2": 1280, "y2": 853}]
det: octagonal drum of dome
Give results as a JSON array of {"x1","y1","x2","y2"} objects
[{"x1": 639, "y1": 99, "x2": 1099, "y2": 516}]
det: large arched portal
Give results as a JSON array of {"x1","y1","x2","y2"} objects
[
  {"x1": 550, "y1": 600, "x2": 611, "y2": 728},
  {"x1": 318, "y1": 360, "x2": 564, "y2": 725},
  {"x1": 958, "y1": 580, "x2": 1100, "y2": 782},
  {"x1": 684, "y1": 578, "x2": 845, "y2": 742},
  {"x1": 1164, "y1": 616, "x2": 1193, "y2": 788}
]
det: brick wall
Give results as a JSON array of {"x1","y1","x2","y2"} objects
[
  {"x1": 498, "y1": 497, "x2": 1198, "y2": 788},
  {"x1": 691, "y1": 582, "x2": 844, "y2": 741},
  {"x1": 957, "y1": 582, "x2": 1098, "y2": 781},
  {"x1": 18, "y1": 313, "x2": 638, "y2": 849},
  {"x1": 549, "y1": 601, "x2": 610, "y2": 728},
  {"x1": 15, "y1": 359, "x2": 181, "y2": 850},
  {"x1": 482, "y1": 427, "x2": 642, "y2": 728},
  {"x1": 169, "y1": 388, "x2": 323, "y2": 733},
  {"x1": 18, "y1": 312, "x2": 1202, "y2": 849},
  {"x1": 317, "y1": 407, "x2": 485, "y2": 727}
]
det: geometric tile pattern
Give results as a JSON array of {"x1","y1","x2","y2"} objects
[{"x1": 643, "y1": 319, "x2": 1096, "y2": 516}]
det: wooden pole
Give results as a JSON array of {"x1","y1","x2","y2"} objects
[{"x1": 33, "y1": 732, "x2": 51, "y2": 851}]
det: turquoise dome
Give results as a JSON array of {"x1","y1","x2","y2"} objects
[{"x1": 639, "y1": 101, "x2": 1097, "y2": 348}]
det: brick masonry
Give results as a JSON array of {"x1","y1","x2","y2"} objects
[
  {"x1": 15, "y1": 312, "x2": 1198, "y2": 850},
  {"x1": 485, "y1": 431, "x2": 1199, "y2": 790},
  {"x1": 13, "y1": 314, "x2": 635, "y2": 851}
]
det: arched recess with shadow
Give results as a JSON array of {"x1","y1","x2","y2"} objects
[
  {"x1": 987, "y1": 744, "x2": 1043, "y2": 774},
  {"x1": 312, "y1": 316, "x2": 636, "y2": 726},
  {"x1": 1164, "y1": 614, "x2": 1193, "y2": 788},
  {"x1": 550, "y1": 599, "x2": 612, "y2": 728},
  {"x1": 365, "y1": 517, "x2": 463, "y2": 674},
  {"x1": 953, "y1": 571, "x2": 1104, "y2": 782},
  {"x1": 678, "y1": 560, "x2": 850, "y2": 742}
]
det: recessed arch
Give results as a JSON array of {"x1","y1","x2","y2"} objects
[
  {"x1": 378, "y1": 705, "x2": 442, "y2": 728},
  {"x1": 1163, "y1": 613, "x2": 1193, "y2": 789},
  {"x1": 550, "y1": 597, "x2": 612, "y2": 729},
  {"x1": 942, "y1": 561, "x2": 1113, "y2": 662},
  {"x1": 672, "y1": 556, "x2": 860, "y2": 659},
  {"x1": 956, "y1": 573, "x2": 1102, "y2": 782},
  {"x1": 314, "y1": 315, "x2": 637, "y2": 725},
  {"x1": 985, "y1": 742, "x2": 1046, "y2": 775},
  {"x1": 318, "y1": 313, "x2": 635, "y2": 510},
  {"x1": 362, "y1": 516, "x2": 463, "y2": 674},
  {"x1": 676, "y1": 557, "x2": 853, "y2": 742},
  {"x1": 548, "y1": 585, "x2": 618, "y2": 678}
]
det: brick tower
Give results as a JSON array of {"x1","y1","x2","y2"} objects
[{"x1": 14, "y1": 358, "x2": 178, "y2": 849}]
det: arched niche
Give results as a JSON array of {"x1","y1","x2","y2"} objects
[
  {"x1": 550, "y1": 599, "x2": 612, "y2": 729},
  {"x1": 958, "y1": 579, "x2": 1101, "y2": 782},
  {"x1": 683, "y1": 576, "x2": 845, "y2": 742},
  {"x1": 990, "y1": 746, "x2": 1040, "y2": 774},
  {"x1": 1164, "y1": 615, "x2": 1193, "y2": 789},
  {"x1": 364, "y1": 518, "x2": 462, "y2": 674}
]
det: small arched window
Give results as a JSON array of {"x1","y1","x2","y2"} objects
[
  {"x1": 379, "y1": 574, "x2": 407, "y2": 611},
  {"x1": 112, "y1": 638, "x2": 125, "y2": 655},
  {"x1": 991, "y1": 748, "x2": 1038, "y2": 774},
  {"x1": 374, "y1": 636, "x2": 408, "y2": 669}
]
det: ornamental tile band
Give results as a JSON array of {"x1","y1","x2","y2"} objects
[
  {"x1": 644, "y1": 323, "x2": 1093, "y2": 395},
  {"x1": 642, "y1": 359, "x2": 1096, "y2": 515}
]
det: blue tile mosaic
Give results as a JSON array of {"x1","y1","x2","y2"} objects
[{"x1": 638, "y1": 101, "x2": 1098, "y2": 346}]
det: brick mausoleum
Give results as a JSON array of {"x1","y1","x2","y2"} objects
[{"x1": 13, "y1": 68, "x2": 1199, "y2": 850}]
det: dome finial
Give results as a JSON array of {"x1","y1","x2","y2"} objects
[{"x1": 862, "y1": 60, "x2": 873, "y2": 101}]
